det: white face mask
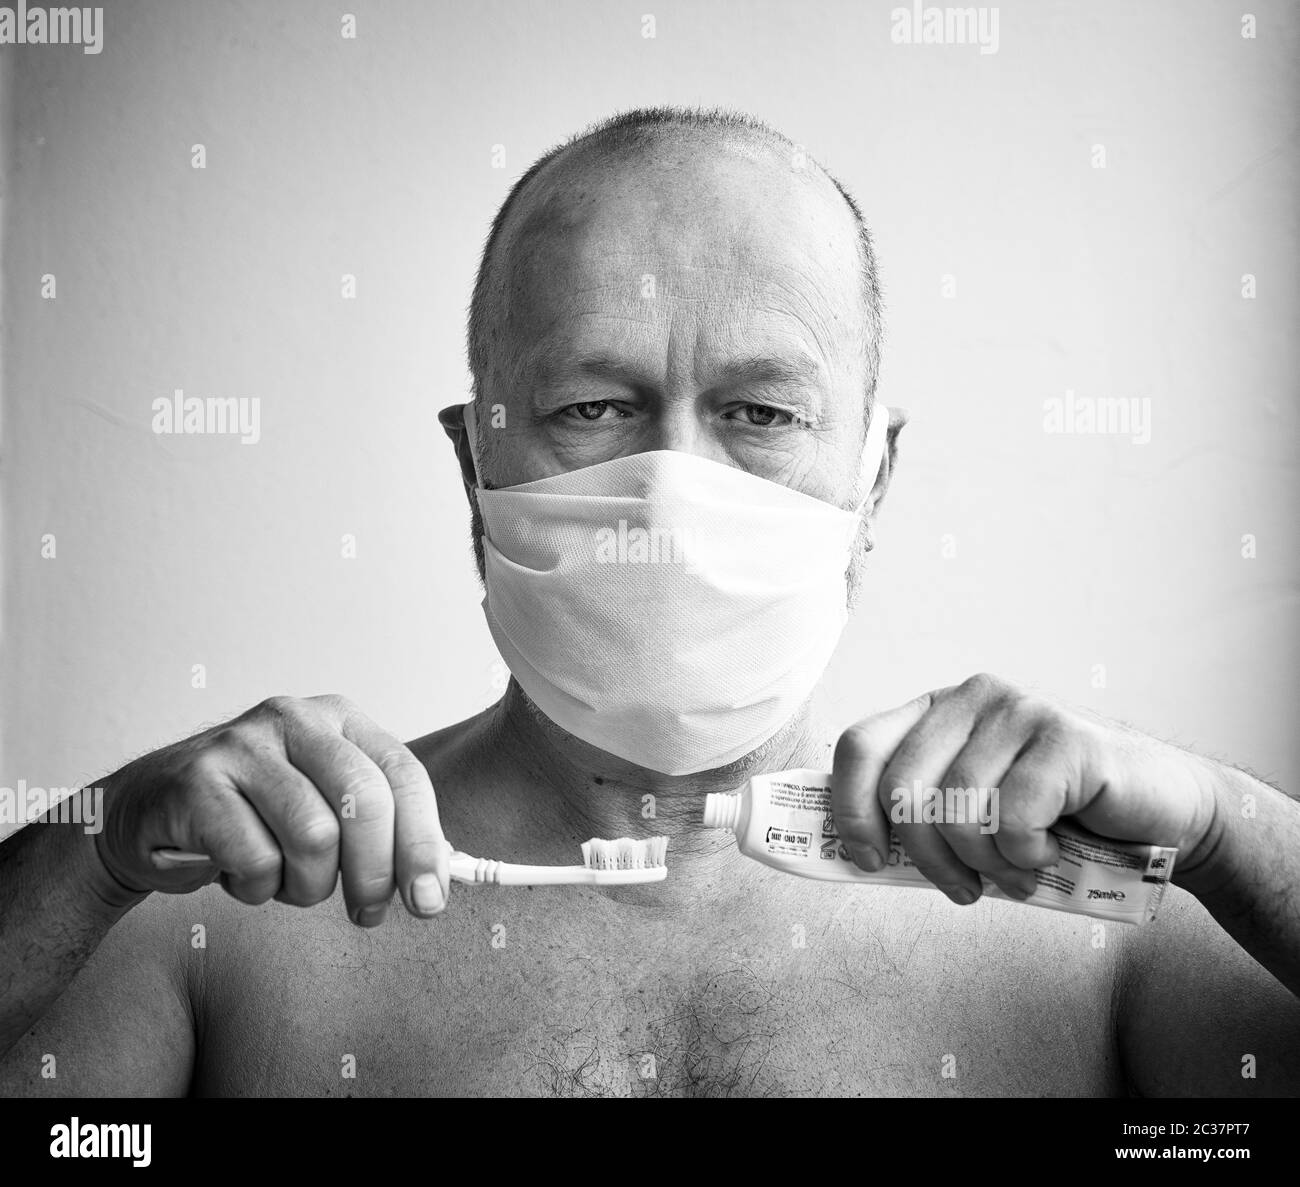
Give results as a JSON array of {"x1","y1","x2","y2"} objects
[{"x1": 462, "y1": 403, "x2": 889, "y2": 776}]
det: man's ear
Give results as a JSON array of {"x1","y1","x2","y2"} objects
[
  {"x1": 438, "y1": 403, "x2": 479, "y2": 500},
  {"x1": 864, "y1": 404, "x2": 908, "y2": 522}
]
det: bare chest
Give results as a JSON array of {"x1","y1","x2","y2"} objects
[{"x1": 193, "y1": 886, "x2": 1127, "y2": 1097}]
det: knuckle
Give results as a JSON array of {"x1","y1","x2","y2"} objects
[
  {"x1": 292, "y1": 811, "x2": 341, "y2": 857},
  {"x1": 244, "y1": 697, "x2": 298, "y2": 737},
  {"x1": 993, "y1": 830, "x2": 1048, "y2": 866},
  {"x1": 960, "y1": 672, "x2": 1003, "y2": 700},
  {"x1": 991, "y1": 791, "x2": 1031, "y2": 826},
  {"x1": 348, "y1": 872, "x2": 394, "y2": 902},
  {"x1": 400, "y1": 837, "x2": 447, "y2": 866},
  {"x1": 236, "y1": 848, "x2": 283, "y2": 884},
  {"x1": 878, "y1": 757, "x2": 914, "y2": 805},
  {"x1": 995, "y1": 795, "x2": 1051, "y2": 837},
  {"x1": 260, "y1": 765, "x2": 305, "y2": 805},
  {"x1": 201, "y1": 724, "x2": 239, "y2": 748},
  {"x1": 180, "y1": 749, "x2": 229, "y2": 789},
  {"x1": 833, "y1": 803, "x2": 881, "y2": 841},
  {"x1": 310, "y1": 692, "x2": 355, "y2": 716},
  {"x1": 1031, "y1": 709, "x2": 1073, "y2": 750},
  {"x1": 376, "y1": 750, "x2": 427, "y2": 795},
  {"x1": 339, "y1": 771, "x2": 393, "y2": 819},
  {"x1": 942, "y1": 766, "x2": 976, "y2": 795},
  {"x1": 1013, "y1": 690, "x2": 1056, "y2": 724},
  {"x1": 835, "y1": 723, "x2": 875, "y2": 761}
]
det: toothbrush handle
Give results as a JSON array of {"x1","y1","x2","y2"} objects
[
  {"x1": 152, "y1": 848, "x2": 213, "y2": 867},
  {"x1": 448, "y1": 853, "x2": 666, "y2": 886},
  {"x1": 154, "y1": 850, "x2": 667, "y2": 886}
]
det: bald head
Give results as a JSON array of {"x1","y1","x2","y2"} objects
[{"x1": 467, "y1": 108, "x2": 883, "y2": 440}]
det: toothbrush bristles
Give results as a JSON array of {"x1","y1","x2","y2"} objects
[{"x1": 581, "y1": 836, "x2": 669, "y2": 871}]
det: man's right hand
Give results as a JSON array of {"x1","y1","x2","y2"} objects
[{"x1": 92, "y1": 695, "x2": 450, "y2": 927}]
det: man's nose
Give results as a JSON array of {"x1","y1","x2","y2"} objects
[{"x1": 638, "y1": 400, "x2": 728, "y2": 464}]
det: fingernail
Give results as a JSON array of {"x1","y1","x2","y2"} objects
[
  {"x1": 357, "y1": 904, "x2": 388, "y2": 928},
  {"x1": 849, "y1": 845, "x2": 884, "y2": 873},
  {"x1": 411, "y1": 873, "x2": 444, "y2": 915},
  {"x1": 943, "y1": 886, "x2": 978, "y2": 906}
]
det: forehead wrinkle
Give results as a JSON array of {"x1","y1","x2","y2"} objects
[
  {"x1": 534, "y1": 254, "x2": 854, "y2": 365},
  {"x1": 520, "y1": 303, "x2": 658, "y2": 387},
  {"x1": 708, "y1": 278, "x2": 856, "y2": 411},
  {"x1": 751, "y1": 279, "x2": 852, "y2": 382},
  {"x1": 515, "y1": 276, "x2": 854, "y2": 421},
  {"x1": 486, "y1": 130, "x2": 868, "y2": 401}
]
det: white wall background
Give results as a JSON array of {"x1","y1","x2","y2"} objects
[{"x1": 2, "y1": 0, "x2": 1296, "y2": 836}]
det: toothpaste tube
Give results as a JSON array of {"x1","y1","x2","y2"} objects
[{"x1": 702, "y1": 768, "x2": 1177, "y2": 924}]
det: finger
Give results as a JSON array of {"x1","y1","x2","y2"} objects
[
  {"x1": 340, "y1": 711, "x2": 450, "y2": 919},
  {"x1": 876, "y1": 691, "x2": 985, "y2": 903},
  {"x1": 936, "y1": 730, "x2": 1039, "y2": 899},
  {"x1": 281, "y1": 714, "x2": 396, "y2": 927},
  {"x1": 176, "y1": 764, "x2": 283, "y2": 904},
  {"x1": 832, "y1": 693, "x2": 933, "y2": 873},
  {"x1": 228, "y1": 738, "x2": 340, "y2": 908},
  {"x1": 991, "y1": 738, "x2": 1067, "y2": 870}
]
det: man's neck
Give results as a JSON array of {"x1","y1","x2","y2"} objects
[{"x1": 460, "y1": 680, "x2": 838, "y2": 908}]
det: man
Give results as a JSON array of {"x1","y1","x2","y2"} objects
[{"x1": 1, "y1": 107, "x2": 1297, "y2": 1097}]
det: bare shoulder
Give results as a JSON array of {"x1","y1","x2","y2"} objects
[
  {"x1": 0, "y1": 888, "x2": 199, "y2": 1096},
  {"x1": 1116, "y1": 886, "x2": 1300, "y2": 1095}
]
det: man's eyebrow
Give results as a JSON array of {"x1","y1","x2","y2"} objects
[
  {"x1": 532, "y1": 351, "x2": 825, "y2": 389},
  {"x1": 566, "y1": 353, "x2": 655, "y2": 387},
  {"x1": 707, "y1": 353, "x2": 825, "y2": 389},
  {"x1": 521, "y1": 349, "x2": 642, "y2": 391}
]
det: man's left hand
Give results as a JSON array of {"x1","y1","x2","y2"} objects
[{"x1": 831, "y1": 673, "x2": 1217, "y2": 905}]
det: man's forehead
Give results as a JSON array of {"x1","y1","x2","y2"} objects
[
  {"x1": 519, "y1": 277, "x2": 839, "y2": 392},
  {"x1": 493, "y1": 134, "x2": 864, "y2": 369},
  {"x1": 504, "y1": 135, "x2": 856, "y2": 281}
]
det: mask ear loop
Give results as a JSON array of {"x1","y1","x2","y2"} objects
[{"x1": 852, "y1": 404, "x2": 891, "y2": 515}]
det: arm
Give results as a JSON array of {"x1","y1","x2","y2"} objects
[
  {"x1": 1116, "y1": 877, "x2": 1300, "y2": 1096},
  {"x1": 1117, "y1": 763, "x2": 1300, "y2": 1094},
  {"x1": 0, "y1": 821, "x2": 195, "y2": 1095},
  {"x1": 1171, "y1": 762, "x2": 1300, "y2": 997},
  {"x1": 0, "y1": 799, "x2": 148, "y2": 1059},
  {"x1": 1, "y1": 694, "x2": 450, "y2": 1090},
  {"x1": 831, "y1": 674, "x2": 1299, "y2": 1000}
]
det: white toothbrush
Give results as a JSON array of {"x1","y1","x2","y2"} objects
[
  {"x1": 448, "y1": 836, "x2": 669, "y2": 885},
  {"x1": 152, "y1": 835, "x2": 669, "y2": 887}
]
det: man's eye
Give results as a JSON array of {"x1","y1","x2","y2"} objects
[
  {"x1": 562, "y1": 401, "x2": 618, "y2": 421},
  {"x1": 727, "y1": 404, "x2": 795, "y2": 427}
]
